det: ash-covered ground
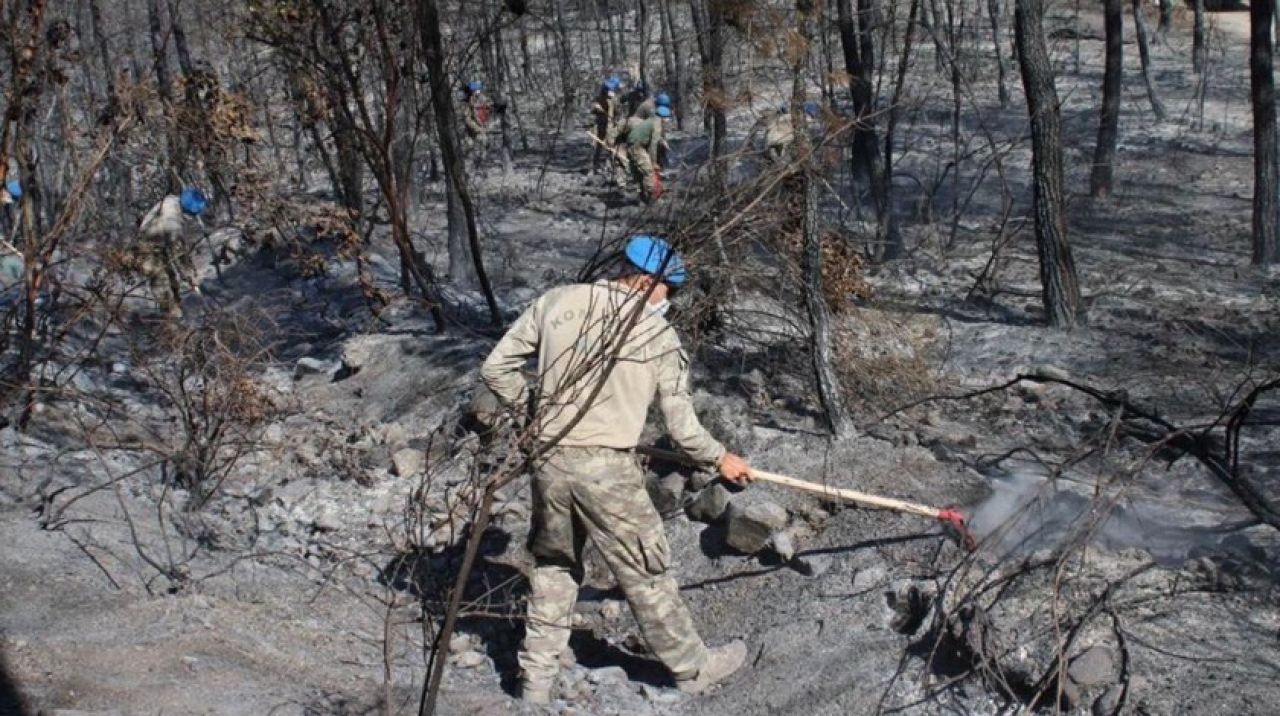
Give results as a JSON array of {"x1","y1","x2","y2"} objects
[{"x1": 2, "y1": 6, "x2": 1279, "y2": 716}]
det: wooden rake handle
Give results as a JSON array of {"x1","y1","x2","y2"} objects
[{"x1": 637, "y1": 446, "x2": 941, "y2": 518}]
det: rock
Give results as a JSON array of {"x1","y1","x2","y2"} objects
[
  {"x1": 725, "y1": 500, "x2": 788, "y2": 554},
  {"x1": 600, "y1": 600, "x2": 623, "y2": 621},
  {"x1": 43, "y1": 711, "x2": 125, "y2": 716},
  {"x1": 685, "y1": 484, "x2": 730, "y2": 523},
  {"x1": 771, "y1": 529, "x2": 797, "y2": 561},
  {"x1": 391, "y1": 447, "x2": 424, "y2": 477},
  {"x1": 294, "y1": 356, "x2": 336, "y2": 380},
  {"x1": 646, "y1": 473, "x2": 684, "y2": 516},
  {"x1": 686, "y1": 470, "x2": 715, "y2": 492},
  {"x1": 380, "y1": 422, "x2": 408, "y2": 448},
  {"x1": 1092, "y1": 685, "x2": 1124, "y2": 716},
  {"x1": 1067, "y1": 645, "x2": 1116, "y2": 686},
  {"x1": 792, "y1": 553, "x2": 833, "y2": 578},
  {"x1": 1032, "y1": 364, "x2": 1070, "y2": 382},
  {"x1": 452, "y1": 650, "x2": 488, "y2": 669},
  {"x1": 340, "y1": 335, "x2": 381, "y2": 373},
  {"x1": 312, "y1": 507, "x2": 342, "y2": 533},
  {"x1": 586, "y1": 665, "x2": 628, "y2": 685},
  {"x1": 640, "y1": 682, "x2": 684, "y2": 705},
  {"x1": 448, "y1": 633, "x2": 476, "y2": 654}
]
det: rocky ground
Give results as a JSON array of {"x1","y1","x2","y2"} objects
[{"x1": 3, "y1": 6, "x2": 1279, "y2": 716}]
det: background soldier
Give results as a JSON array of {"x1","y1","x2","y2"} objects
[
  {"x1": 461, "y1": 80, "x2": 492, "y2": 158},
  {"x1": 480, "y1": 235, "x2": 751, "y2": 704},
  {"x1": 620, "y1": 104, "x2": 671, "y2": 203},
  {"x1": 590, "y1": 76, "x2": 625, "y2": 181},
  {"x1": 138, "y1": 189, "x2": 205, "y2": 318}
]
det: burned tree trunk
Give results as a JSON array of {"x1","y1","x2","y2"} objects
[
  {"x1": 1132, "y1": 0, "x2": 1166, "y2": 121},
  {"x1": 1089, "y1": 0, "x2": 1122, "y2": 198},
  {"x1": 1157, "y1": 0, "x2": 1173, "y2": 44},
  {"x1": 690, "y1": 0, "x2": 727, "y2": 165},
  {"x1": 836, "y1": 0, "x2": 898, "y2": 258},
  {"x1": 1014, "y1": 0, "x2": 1084, "y2": 328},
  {"x1": 1251, "y1": 0, "x2": 1279, "y2": 265},
  {"x1": 418, "y1": 0, "x2": 501, "y2": 325},
  {"x1": 987, "y1": 0, "x2": 1010, "y2": 108},
  {"x1": 1193, "y1": 0, "x2": 1207, "y2": 75}
]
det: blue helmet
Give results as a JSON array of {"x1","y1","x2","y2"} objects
[
  {"x1": 802, "y1": 101, "x2": 820, "y2": 118},
  {"x1": 625, "y1": 235, "x2": 686, "y2": 286},
  {"x1": 4, "y1": 179, "x2": 21, "y2": 201},
  {"x1": 604, "y1": 75, "x2": 622, "y2": 91},
  {"x1": 655, "y1": 105, "x2": 673, "y2": 118},
  {"x1": 655, "y1": 91, "x2": 672, "y2": 107},
  {"x1": 180, "y1": 187, "x2": 208, "y2": 216},
  {"x1": 466, "y1": 80, "x2": 483, "y2": 93}
]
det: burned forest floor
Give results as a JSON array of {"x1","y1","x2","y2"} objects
[{"x1": 2, "y1": 6, "x2": 1279, "y2": 716}]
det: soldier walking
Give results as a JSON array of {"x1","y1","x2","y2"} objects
[
  {"x1": 619, "y1": 103, "x2": 671, "y2": 204},
  {"x1": 480, "y1": 235, "x2": 751, "y2": 703},
  {"x1": 138, "y1": 189, "x2": 205, "y2": 318}
]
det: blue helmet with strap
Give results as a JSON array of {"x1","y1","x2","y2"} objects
[
  {"x1": 5, "y1": 179, "x2": 22, "y2": 201},
  {"x1": 625, "y1": 235, "x2": 686, "y2": 286},
  {"x1": 466, "y1": 80, "x2": 483, "y2": 93},
  {"x1": 604, "y1": 75, "x2": 622, "y2": 91},
  {"x1": 655, "y1": 105, "x2": 672, "y2": 118},
  {"x1": 180, "y1": 187, "x2": 208, "y2": 216},
  {"x1": 655, "y1": 91, "x2": 672, "y2": 107}
]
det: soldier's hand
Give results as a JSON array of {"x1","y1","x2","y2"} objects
[{"x1": 718, "y1": 452, "x2": 752, "y2": 486}]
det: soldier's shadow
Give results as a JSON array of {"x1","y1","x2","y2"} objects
[{"x1": 568, "y1": 628, "x2": 675, "y2": 688}]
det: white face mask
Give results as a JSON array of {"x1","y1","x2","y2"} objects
[{"x1": 650, "y1": 299, "x2": 671, "y2": 317}]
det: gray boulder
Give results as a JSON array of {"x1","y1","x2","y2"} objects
[
  {"x1": 725, "y1": 500, "x2": 788, "y2": 554},
  {"x1": 686, "y1": 484, "x2": 730, "y2": 523}
]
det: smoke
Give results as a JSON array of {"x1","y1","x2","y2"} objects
[{"x1": 967, "y1": 471, "x2": 1274, "y2": 566}]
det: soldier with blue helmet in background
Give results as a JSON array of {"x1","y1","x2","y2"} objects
[{"x1": 137, "y1": 188, "x2": 207, "y2": 319}]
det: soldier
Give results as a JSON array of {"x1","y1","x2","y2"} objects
[
  {"x1": 138, "y1": 189, "x2": 205, "y2": 318},
  {"x1": 589, "y1": 76, "x2": 625, "y2": 181},
  {"x1": 623, "y1": 79, "x2": 649, "y2": 118},
  {"x1": 620, "y1": 103, "x2": 671, "y2": 203},
  {"x1": 461, "y1": 80, "x2": 492, "y2": 158},
  {"x1": 480, "y1": 235, "x2": 751, "y2": 703},
  {"x1": 761, "y1": 102, "x2": 819, "y2": 163}
]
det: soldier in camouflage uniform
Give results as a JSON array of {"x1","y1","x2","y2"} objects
[
  {"x1": 461, "y1": 81, "x2": 492, "y2": 159},
  {"x1": 620, "y1": 103, "x2": 670, "y2": 204},
  {"x1": 480, "y1": 235, "x2": 751, "y2": 703},
  {"x1": 590, "y1": 77, "x2": 625, "y2": 181},
  {"x1": 137, "y1": 195, "x2": 196, "y2": 318}
]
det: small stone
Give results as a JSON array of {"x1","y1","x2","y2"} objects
[
  {"x1": 686, "y1": 484, "x2": 730, "y2": 523},
  {"x1": 771, "y1": 530, "x2": 797, "y2": 561},
  {"x1": 294, "y1": 356, "x2": 336, "y2": 380},
  {"x1": 312, "y1": 507, "x2": 342, "y2": 533},
  {"x1": 452, "y1": 650, "x2": 487, "y2": 669},
  {"x1": 1092, "y1": 685, "x2": 1123, "y2": 716},
  {"x1": 340, "y1": 335, "x2": 380, "y2": 372},
  {"x1": 111, "y1": 362, "x2": 129, "y2": 375},
  {"x1": 449, "y1": 633, "x2": 476, "y2": 654},
  {"x1": 391, "y1": 447, "x2": 424, "y2": 477},
  {"x1": 640, "y1": 683, "x2": 683, "y2": 704},
  {"x1": 600, "y1": 600, "x2": 623, "y2": 621},
  {"x1": 586, "y1": 665, "x2": 628, "y2": 685},
  {"x1": 180, "y1": 655, "x2": 199, "y2": 672},
  {"x1": 725, "y1": 500, "x2": 788, "y2": 554},
  {"x1": 1032, "y1": 364, "x2": 1070, "y2": 382},
  {"x1": 792, "y1": 553, "x2": 832, "y2": 578},
  {"x1": 1068, "y1": 645, "x2": 1116, "y2": 686},
  {"x1": 381, "y1": 422, "x2": 408, "y2": 448},
  {"x1": 571, "y1": 613, "x2": 588, "y2": 628},
  {"x1": 646, "y1": 473, "x2": 685, "y2": 516},
  {"x1": 686, "y1": 470, "x2": 715, "y2": 492}
]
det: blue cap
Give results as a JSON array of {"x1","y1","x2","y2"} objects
[
  {"x1": 180, "y1": 187, "x2": 208, "y2": 216},
  {"x1": 802, "y1": 101, "x2": 819, "y2": 117},
  {"x1": 655, "y1": 91, "x2": 672, "y2": 107},
  {"x1": 655, "y1": 105, "x2": 672, "y2": 118},
  {"x1": 625, "y1": 235, "x2": 686, "y2": 286},
  {"x1": 4, "y1": 179, "x2": 21, "y2": 201},
  {"x1": 605, "y1": 75, "x2": 622, "y2": 91},
  {"x1": 466, "y1": 80, "x2": 483, "y2": 93}
]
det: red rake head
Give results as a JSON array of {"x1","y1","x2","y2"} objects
[{"x1": 936, "y1": 508, "x2": 978, "y2": 552}]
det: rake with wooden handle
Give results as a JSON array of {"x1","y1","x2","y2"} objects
[{"x1": 638, "y1": 446, "x2": 977, "y2": 551}]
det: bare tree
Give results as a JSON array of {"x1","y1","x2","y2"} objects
[
  {"x1": 1251, "y1": 0, "x2": 1279, "y2": 265},
  {"x1": 1132, "y1": 0, "x2": 1166, "y2": 121},
  {"x1": 1192, "y1": 0, "x2": 1207, "y2": 74},
  {"x1": 1089, "y1": 0, "x2": 1122, "y2": 198},
  {"x1": 1014, "y1": 0, "x2": 1084, "y2": 328}
]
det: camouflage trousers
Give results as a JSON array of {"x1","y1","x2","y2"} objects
[
  {"x1": 628, "y1": 146, "x2": 659, "y2": 203},
  {"x1": 138, "y1": 238, "x2": 193, "y2": 315},
  {"x1": 518, "y1": 446, "x2": 708, "y2": 686}
]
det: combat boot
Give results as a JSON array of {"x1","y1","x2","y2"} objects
[
  {"x1": 677, "y1": 639, "x2": 747, "y2": 695},
  {"x1": 520, "y1": 676, "x2": 553, "y2": 704}
]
